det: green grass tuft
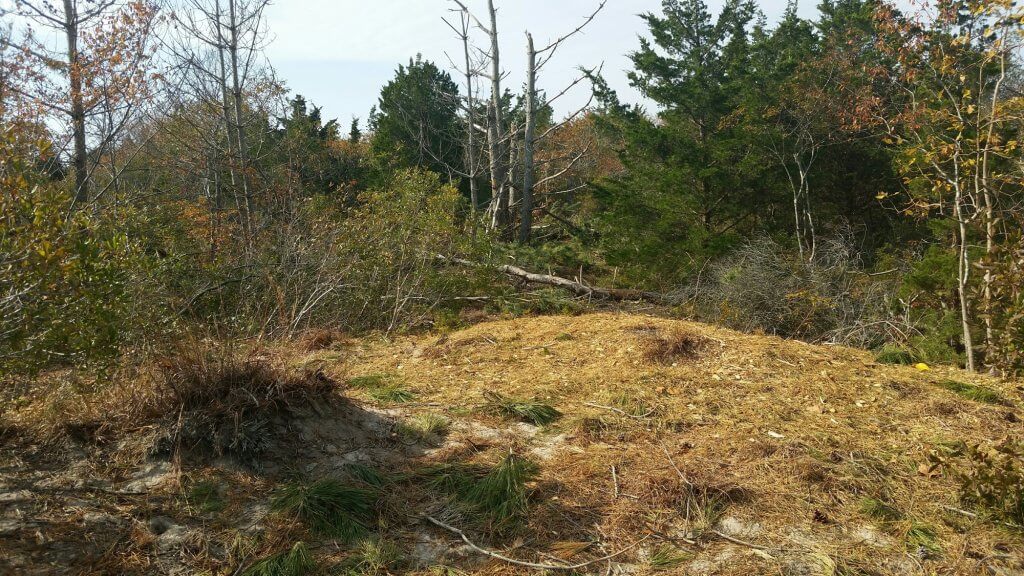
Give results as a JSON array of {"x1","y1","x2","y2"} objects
[
  {"x1": 342, "y1": 463, "x2": 388, "y2": 488},
  {"x1": 368, "y1": 384, "x2": 415, "y2": 404},
  {"x1": 483, "y1": 391, "x2": 562, "y2": 425},
  {"x1": 648, "y1": 544, "x2": 691, "y2": 571},
  {"x1": 186, "y1": 479, "x2": 225, "y2": 514},
  {"x1": 464, "y1": 453, "x2": 538, "y2": 529},
  {"x1": 243, "y1": 542, "x2": 316, "y2": 576},
  {"x1": 418, "y1": 462, "x2": 489, "y2": 495},
  {"x1": 875, "y1": 345, "x2": 917, "y2": 365},
  {"x1": 906, "y1": 522, "x2": 942, "y2": 556},
  {"x1": 934, "y1": 380, "x2": 1004, "y2": 404},
  {"x1": 860, "y1": 497, "x2": 904, "y2": 523},
  {"x1": 340, "y1": 539, "x2": 403, "y2": 575},
  {"x1": 271, "y1": 478, "x2": 377, "y2": 541},
  {"x1": 398, "y1": 413, "x2": 450, "y2": 445}
]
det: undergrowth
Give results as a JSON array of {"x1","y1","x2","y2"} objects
[{"x1": 933, "y1": 380, "x2": 1004, "y2": 405}]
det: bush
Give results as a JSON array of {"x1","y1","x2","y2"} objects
[
  {"x1": 180, "y1": 169, "x2": 492, "y2": 337},
  {"x1": 930, "y1": 438, "x2": 1024, "y2": 526},
  {"x1": 688, "y1": 234, "x2": 897, "y2": 346},
  {"x1": 1, "y1": 134, "x2": 149, "y2": 374}
]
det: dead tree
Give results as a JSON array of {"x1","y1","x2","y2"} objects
[{"x1": 518, "y1": 1, "x2": 606, "y2": 243}]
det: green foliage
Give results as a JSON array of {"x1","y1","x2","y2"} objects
[
  {"x1": 339, "y1": 539, "x2": 403, "y2": 576},
  {"x1": 370, "y1": 56, "x2": 463, "y2": 177},
  {"x1": 648, "y1": 544, "x2": 691, "y2": 571},
  {"x1": 482, "y1": 391, "x2": 562, "y2": 426},
  {"x1": 397, "y1": 413, "x2": 450, "y2": 445},
  {"x1": 349, "y1": 374, "x2": 415, "y2": 404},
  {"x1": 859, "y1": 497, "x2": 904, "y2": 523},
  {"x1": 341, "y1": 463, "x2": 389, "y2": 489},
  {"x1": 243, "y1": 542, "x2": 316, "y2": 576},
  {"x1": 186, "y1": 479, "x2": 226, "y2": 514},
  {"x1": 1, "y1": 135, "x2": 148, "y2": 374},
  {"x1": 931, "y1": 438, "x2": 1024, "y2": 526},
  {"x1": 271, "y1": 479, "x2": 377, "y2": 541},
  {"x1": 875, "y1": 345, "x2": 917, "y2": 365},
  {"x1": 933, "y1": 380, "x2": 1004, "y2": 405},
  {"x1": 464, "y1": 454, "x2": 538, "y2": 530}
]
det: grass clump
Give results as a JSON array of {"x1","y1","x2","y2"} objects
[
  {"x1": 875, "y1": 345, "x2": 917, "y2": 365},
  {"x1": 341, "y1": 463, "x2": 389, "y2": 488},
  {"x1": 348, "y1": 374, "x2": 416, "y2": 404},
  {"x1": 339, "y1": 539, "x2": 402, "y2": 575},
  {"x1": 398, "y1": 413, "x2": 450, "y2": 445},
  {"x1": 186, "y1": 479, "x2": 226, "y2": 514},
  {"x1": 347, "y1": 374, "x2": 389, "y2": 389},
  {"x1": 648, "y1": 544, "x2": 691, "y2": 571},
  {"x1": 482, "y1": 391, "x2": 561, "y2": 426},
  {"x1": 860, "y1": 497, "x2": 904, "y2": 523},
  {"x1": 641, "y1": 328, "x2": 708, "y2": 364},
  {"x1": 906, "y1": 523, "x2": 942, "y2": 556},
  {"x1": 421, "y1": 454, "x2": 538, "y2": 531},
  {"x1": 464, "y1": 453, "x2": 538, "y2": 529},
  {"x1": 271, "y1": 478, "x2": 377, "y2": 541},
  {"x1": 243, "y1": 542, "x2": 316, "y2": 576},
  {"x1": 933, "y1": 380, "x2": 1004, "y2": 405}
]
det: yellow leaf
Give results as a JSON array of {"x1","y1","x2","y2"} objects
[{"x1": 914, "y1": 363, "x2": 931, "y2": 372}]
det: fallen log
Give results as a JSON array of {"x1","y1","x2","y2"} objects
[{"x1": 438, "y1": 255, "x2": 672, "y2": 304}]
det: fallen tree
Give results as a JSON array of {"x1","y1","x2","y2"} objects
[{"x1": 438, "y1": 255, "x2": 672, "y2": 304}]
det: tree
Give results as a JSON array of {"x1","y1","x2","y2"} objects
[
  {"x1": 878, "y1": 0, "x2": 1024, "y2": 371},
  {"x1": 6, "y1": 0, "x2": 158, "y2": 205},
  {"x1": 370, "y1": 55, "x2": 463, "y2": 180},
  {"x1": 588, "y1": 0, "x2": 770, "y2": 284}
]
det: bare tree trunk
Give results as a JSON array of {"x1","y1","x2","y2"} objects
[
  {"x1": 954, "y1": 183, "x2": 976, "y2": 372},
  {"x1": 226, "y1": 0, "x2": 254, "y2": 240},
  {"x1": 485, "y1": 0, "x2": 509, "y2": 237},
  {"x1": 63, "y1": 0, "x2": 89, "y2": 204},
  {"x1": 519, "y1": 33, "x2": 536, "y2": 244}
]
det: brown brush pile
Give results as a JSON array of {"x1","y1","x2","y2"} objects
[{"x1": 3, "y1": 340, "x2": 339, "y2": 460}]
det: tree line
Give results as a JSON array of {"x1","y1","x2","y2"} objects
[{"x1": 2, "y1": 0, "x2": 1024, "y2": 377}]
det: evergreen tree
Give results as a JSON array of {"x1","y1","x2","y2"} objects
[{"x1": 370, "y1": 55, "x2": 463, "y2": 180}]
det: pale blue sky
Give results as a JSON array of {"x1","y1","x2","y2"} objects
[{"x1": 264, "y1": 0, "x2": 817, "y2": 127}]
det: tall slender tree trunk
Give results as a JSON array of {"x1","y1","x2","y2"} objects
[
  {"x1": 519, "y1": 33, "x2": 537, "y2": 244},
  {"x1": 63, "y1": 0, "x2": 89, "y2": 204},
  {"x1": 226, "y1": 0, "x2": 254, "y2": 241},
  {"x1": 954, "y1": 182, "x2": 976, "y2": 372},
  {"x1": 485, "y1": 0, "x2": 510, "y2": 237}
]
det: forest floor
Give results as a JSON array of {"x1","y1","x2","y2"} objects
[{"x1": 2, "y1": 312, "x2": 1023, "y2": 575}]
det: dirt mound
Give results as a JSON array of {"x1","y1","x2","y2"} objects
[{"x1": 2, "y1": 312, "x2": 1022, "y2": 575}]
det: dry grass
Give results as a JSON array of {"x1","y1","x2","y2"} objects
[
  {"x1": 3, "y1": 338, "x2": 339, "y2": 459},
  {"x1": 297, "y1": 329, "x2": 347, "y2": 352},
  {"x1": 5, "y1": 312, "x2": 1023, "y2": 575},
  {"x1": 340, "y1": 312, "x2": 1023, "y2": 574},
  {"x1": 639, "y1": 327, "x2": 710, "y2": 364}
]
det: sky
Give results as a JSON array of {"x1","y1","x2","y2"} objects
[{"x1": 263, "y1": 0, "x2": 819, "y2": 128}]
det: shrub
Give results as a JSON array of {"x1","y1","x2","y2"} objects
[
  {"x1": 1, "y1": 134, "x2": 149, "y2": 375},
  {"x1": 688, "y1": 234, "x2": 897, "y2": 347},
  {"x1": 930, "y1": 438, "x2": 1024, "y2": 526}
]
